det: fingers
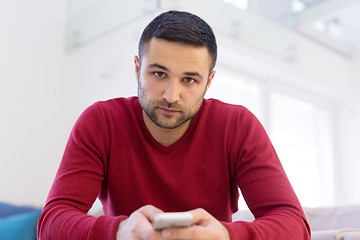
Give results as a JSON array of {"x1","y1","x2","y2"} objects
[
  {"x1": 116, "y1": 205, "x2": 164, "y2": 240},
  {"x1": 161, "y1": 225, "x2": 224, "y2": 240},
  {"x1": 188, "y1": 208, "x2": 211, "y2": 225},
  {"x1": 117, "y1": 206, "x2": 229, "y2": 240},
  {"x1": 139, "y1": 205, "x2": 164, "y2": 222},
  {"x1": 161, "y1": 225, "x2": 205, "y2": 240},
  {"x1": 159, "y1": 209, "x2": 229, "y2": 240},
  {"x1": 135, "y1": 205, "x2": 164, "y2": 239}
]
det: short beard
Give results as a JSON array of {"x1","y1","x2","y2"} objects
[{"x1": 138, "y1": 85, "x2": 204, "y2": 129}]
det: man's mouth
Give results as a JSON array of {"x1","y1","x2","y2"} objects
[{"x1": 158, "y1": 107, "x2": 181, "y2": 115}]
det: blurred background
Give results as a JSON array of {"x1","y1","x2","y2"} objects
[{"x1": 0, "y1": 0, "x2": 359, "y2": 210}]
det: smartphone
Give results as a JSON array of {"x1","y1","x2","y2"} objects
[{"x1": 153, "y1": 212, "x2": 193, "y2": 230}]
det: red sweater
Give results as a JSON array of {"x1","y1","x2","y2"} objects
[{"x1": 38, "y1": 97, "x2": 310, "y2": 239}]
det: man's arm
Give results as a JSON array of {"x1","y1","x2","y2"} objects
[
  {"x1": 37, "y1": 103, "x2": 125, "y2": 239},
  {"x1": 223, "y1": 107, "x2": 311, "y2": 239}
]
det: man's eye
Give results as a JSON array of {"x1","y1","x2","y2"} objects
[
  {"x1": 154, "y1": 72, "x2": 165, "y2": 78},
  {"x1": 183, "y1": 77, "x2": 196, "y2": 84}
]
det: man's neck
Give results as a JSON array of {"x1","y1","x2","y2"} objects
[{"x1": 142, "y1": 111, "x2": 191, "y2": 147}]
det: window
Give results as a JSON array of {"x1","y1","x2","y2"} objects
[
  {"x1": 270, "y1": 92, "x2": 334, "y2": 207},
  {"x1": 207, "y1": 68, "x2": 334, "y2": 209},
  {"x1": 206, "y1": 70, "x2": 263, "y2": 122}
]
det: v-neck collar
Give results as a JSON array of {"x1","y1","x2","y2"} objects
[{"x1": 132, "y1": 98, "x2": 204, "y2": 154}]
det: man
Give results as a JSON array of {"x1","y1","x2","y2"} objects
[{"x1": 38, "y1": 10, "x2": 311, "y2": 240}]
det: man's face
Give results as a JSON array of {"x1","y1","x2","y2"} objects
[{"x1": 135, "y1": 38, "x2": 215, "y2": 129}]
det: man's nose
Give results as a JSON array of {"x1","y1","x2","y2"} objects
[{"x1": 163, "y1": 80, "x2": 180, "y2": 104}]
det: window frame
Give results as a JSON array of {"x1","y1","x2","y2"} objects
[{"x1": 207, "y1": 65, "x2": 336, "y2": 208}]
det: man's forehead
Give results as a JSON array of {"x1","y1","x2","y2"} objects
[
  {"x1": 145, "y1": 38, "x2": 205, "y2": 50},
  {"x1": 142, "y1": 38, "x2": 212, "y2": 70}
]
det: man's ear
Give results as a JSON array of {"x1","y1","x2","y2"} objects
[
  {"x1": 134, "y1": 55, "x2": 140, "y2": 83},
  {"x1": 205, "y1": 70, "x2": 216, "y2": 92}
]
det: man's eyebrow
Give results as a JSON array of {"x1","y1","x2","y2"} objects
[
  {"x1": 184, "y1": 71, "x2": 204, "y2": 80},
  {"x1": 147, "y1": 63, "x2": 169, "y2": 71},
  {"x1": 147, "y1": 63, "x2": 204, "y2": 80}
]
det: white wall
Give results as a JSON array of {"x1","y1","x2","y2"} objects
[
  {"x1": 0, "y1": 0, "x2": 359, "y2": 207},
  {"x1": 0, "y1": 0, "x2": 143, "y2": 207},
  {"x1": 0, "y1": 0, "x2": 71, "y2": 207}
]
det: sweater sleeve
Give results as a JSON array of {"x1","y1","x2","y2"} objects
[
  {"x1": 37, "y1": 103, "x2": 126, "y2": 240},
  {"x1": 223, "y1": 107, "x2": 311, "y2": 239}
]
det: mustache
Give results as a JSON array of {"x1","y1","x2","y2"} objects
[{"x1": 156, "y1": 100, "x2": 181, "y2": 110}]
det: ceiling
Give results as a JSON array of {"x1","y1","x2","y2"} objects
[
  {"x1": 296, "y1": 0, "x2": 360, "y2": 55},
  {"x1": 67, "y1": 0, "x2": 360, "y2": 58}
]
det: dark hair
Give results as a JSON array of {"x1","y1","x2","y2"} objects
[{"x1": 138, "y1": 10, "x2": 217, "y2": 71}]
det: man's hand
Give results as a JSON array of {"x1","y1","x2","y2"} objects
[
  {"x1": 116, "y1": 205, "x2": 164, "y2": 240},
  {"x1": 117, "y1": 206, "x2": 230, "y2": 240},
  {"x1": 160, "y1": 208, "x2": 230, "y2": 240}
]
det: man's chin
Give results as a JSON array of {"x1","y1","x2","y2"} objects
[
  {"x1": 152, "y1": 116, "x2": 189, "y2": 130},
  {"x1": 154, "y1": 120, "x2": 183, "y2": 130}
]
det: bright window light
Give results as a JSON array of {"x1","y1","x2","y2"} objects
[
  {"x1": 221, "y1": 0, "x2": 248, "y2": 10},
  {"x1": 208, "y1": 68, "x2": 335, "y2": 210},
  {"x1": 270, "y1": 93, "x2": 334, "y2": 207},
  {"x1": 292, "y1": 0, "x2": 306, "y2": 13},
  {"x1": 205, "y1": 70, "x2": 262, "y2": 121},
  {"x1": 313, "y1": 19, "x2": 342, "y2": 39}
]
